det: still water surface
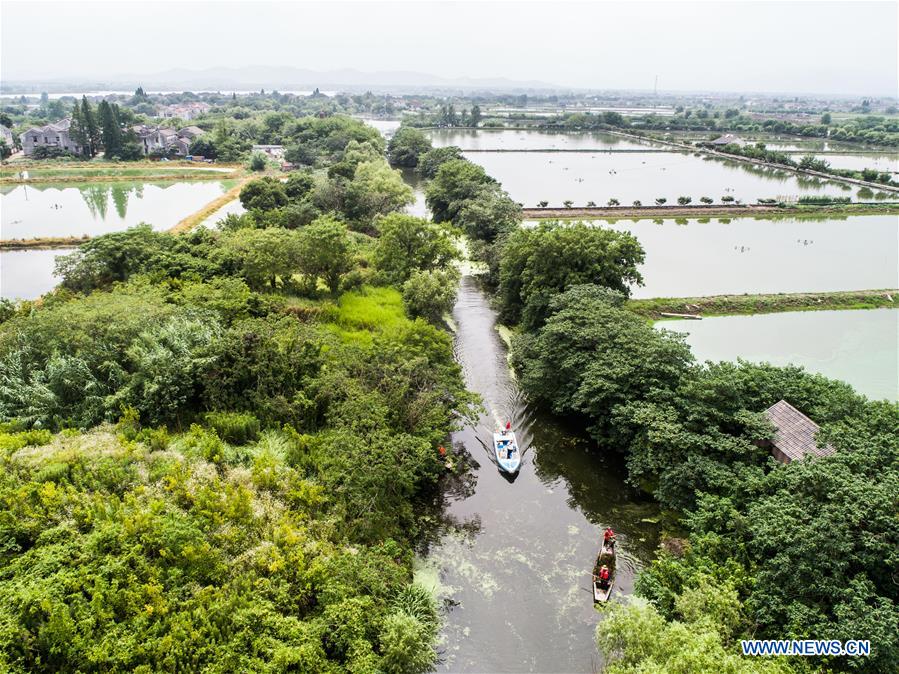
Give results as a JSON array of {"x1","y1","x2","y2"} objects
[
  {"x1": 420, "y1": 277, "x2": 660, "y2": 673},
  {"x1": 0, "y1": 248, "x2": 66, "y2": 300},
  {"x1": 467, "y1": 151, "x2": 854, "y2": 207},
  {"x1": 661, "y1": 309, "x2": 899, "y2": 401},
  {"x1": 1, "y1": 179, "x2": 239, "y2": 239},
  {"x1": 428, "y1": 129, "x2": 660, "y2": 151},
  {"x1": 529, "y1": 215, "x2": 898, "y2": 298}
]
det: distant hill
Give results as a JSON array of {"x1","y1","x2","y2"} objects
[{"x1": 1, "y1": 66, "x2": 566, "y2": 95}]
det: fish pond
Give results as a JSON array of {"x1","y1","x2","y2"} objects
[
  {"x1": 660, "y1": 309, "x2": 898, "y2": 402},
  {"x1": 0, "y1": 248, "x2": 67, "y2": 300},
  {"x1": 466, "y1": 150, "x2": 857, "y2": 207},
  {"x1": 1, "y1": 179, "x2": 240, "y2": 239},
  {"x1": 525, "y1": 214, "x2": 898, "y2": 298}
]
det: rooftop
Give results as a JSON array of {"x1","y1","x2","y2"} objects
[{"x1": 764, "y1": 400, "x2": 836, "y2": 462}]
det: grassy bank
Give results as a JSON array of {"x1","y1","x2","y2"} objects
[
  {"x1": 0, "y1": 161, "x2": 243, "y2": 183},
  {"x1": 0, "y1": 235, "x2": 87, "y2": 250},
  {"x1": 168, "y1": 179, "x2": 250, "y2": 233},
  {"x1": 626, "y1": 289, "x2": 898, "y2": 319},
  {"x1": 523, "y1": 202, "x2": 899, "y2": 220}
]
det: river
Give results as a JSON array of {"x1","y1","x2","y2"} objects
[{"x1": 419, "y1": 276, "x2": 660, "y2": 673}]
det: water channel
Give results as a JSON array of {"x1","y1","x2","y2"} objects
[{"x1": 420, "y1": 276, "x2": 660, "y2": 673}]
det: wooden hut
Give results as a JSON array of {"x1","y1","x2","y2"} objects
[{"x1": 762, "y1": 400, "x2": 836, "y2": 464}]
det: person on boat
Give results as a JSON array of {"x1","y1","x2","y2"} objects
[
  {"x1": 505, "y1": 421, "x2": 512, "y2": 433},
  {"x1": 598, "y1": 565, "x2": 610, "y2": 588},
  {"x1": 603, "y1": 527, "x2": 616, "y2": 548}
]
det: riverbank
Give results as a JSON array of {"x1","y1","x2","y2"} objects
[
  {"x1": 626, "y1": 289, "x2": 898, "y2": 319},
  {"x1": 522, "y1": 201, "x2": 899, "y2": 220}
]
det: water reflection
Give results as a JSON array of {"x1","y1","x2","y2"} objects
[
  {"x1": 421, "y1": 277, "x2": 659, "y2": 673},
  {"x1": 1, "y1": 179, "x2": 239, "y2": 239}
]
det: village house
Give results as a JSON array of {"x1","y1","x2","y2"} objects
[
  {"x1": 20, "y1": 118, "x2": 83, "y2": 156},
  {"x1": 159, "y1": 102, "x2": 211, "y2": 120},
  {"x1": 761, "y1": 400, "x2": 836, "y2": 464},
  {"x1": 708, "y1": 133, "x2": 744, "y2": 147},
  {"x1": 0, "y1": 125, "x2": 13, "y2": 147},
  {"x1": 132, "y1": 124, "x2": 205, "y2": 156},
  {"x1": 251, "y1": 144, "x2": 286, "y2": 158}
]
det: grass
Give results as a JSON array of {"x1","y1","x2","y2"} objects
[
  {"x1": 0, "y1": 235, "x2": 87, "y2": 250},
  {"x1": 626, "y1": 289, "x2": 898, "y2": 319},
  {"x1": 0, "y1": 161, "x2": 243, "y2": 183}
]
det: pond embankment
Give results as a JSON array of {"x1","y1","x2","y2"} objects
[
  {"x1": 627, "y1": 289, "x2": 898, "y2": 319},
  {"x1": 523, "y1": 202, "x2": 899, "y2": 220}
]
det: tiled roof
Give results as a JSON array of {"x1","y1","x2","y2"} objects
[{"x1": 764, "y1": 400, "x2": 836, "y2": 461}]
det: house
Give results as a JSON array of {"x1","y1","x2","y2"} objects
[
  {"x1": 178, "y1": 126, "x2": 205, "y2": 140},
  {"x1": 159, "y1": 102, "x2": 211, "y2": 120},
  {"x1": 708, "y1": 133, "x2": 743, "y2": 147},
  {"x1": 761, "y1": 400, "x2": 836, "y2": 464},
  {"x1": 20, "y1": 118, "x2": 83, "y2": 156},
  {"x1": 251, "y1": 144, "x2": 285, "y2": 158},
  {"x1": 0, "y1": 125, "x2": 13, "y2": 147},
  {"x1": 132, "y1": 124, "x2": 205, "y2": 156}
]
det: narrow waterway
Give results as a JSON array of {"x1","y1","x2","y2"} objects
[{"x1": 420, "y1": 276, "x2": 660, "y2": 673}]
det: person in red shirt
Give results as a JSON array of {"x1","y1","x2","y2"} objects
[
  {"x1": 598, "y1": 565, "x2": 610, "y2": 588},
  {"x1": 603, "y1": 527, "x2": 616, "y2": 548}
]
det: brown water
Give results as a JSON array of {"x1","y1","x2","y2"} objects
[{"x1": 419, "y1": 277, "x2": 660, "y2": 673}]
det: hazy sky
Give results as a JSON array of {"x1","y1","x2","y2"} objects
[{"x1": 2, "y1": 1, "x2": 897, "y2": 95}]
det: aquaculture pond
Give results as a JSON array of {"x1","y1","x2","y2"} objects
[
  {"x1": 808, "y1": 153, "x2": 898, "y2": 175},
  {"x1": 428, "y1": 128, "x2": 662, "y2": 151},
  {"x1": 466, "y1": 150, "x2": 856, "y2": 207},
  {"x1": 1, "y1": 179, "x2": 240, "y2": 239},
  {"x1": 660, "y1": 309, "x2": 899, "y2": 402},
  {"x1": 419, "y1": 276, "x2": 660, "y2": 673},
  {"x1": 0, "y1": 248, "x2": 67, "y2": 300},
  {"x1": 524, "y1": 214, "x2": 898, "y2": 298}
]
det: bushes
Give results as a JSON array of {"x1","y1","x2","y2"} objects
[
  {"x1": 202, "y1": 411, "x2": 261, "y2": 445},
  {"x1": 797, "y1": 195, "x2": 851, "y2": 205},
  {"x1": 402, "y1": 268, "x2": 460, "y2": 324},
  {"x1": 498, "y1": 221, "x2": 644, "y2": 329}
]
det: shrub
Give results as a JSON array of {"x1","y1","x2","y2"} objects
[{"x1": 202, "y1": 411, "x2": 261, "y2": 445}]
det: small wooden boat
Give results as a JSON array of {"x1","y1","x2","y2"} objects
[
  {"x1": 493, "y1": 430, "x2": 521, "y2": 473},
  {"x1": 592, "y1": 538, "x2": 616, "y2": 603}
]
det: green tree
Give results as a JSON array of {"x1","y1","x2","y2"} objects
[
  {"x1": 424, "y1": 159, "x2": 494, "y2": 222},
  {"x1": 343, "y1": 160, "x2": 414, "y2": 224},
  {"x1": 239, "y1": 177, "x2": 289, "y2": 212},
  {"x1": 402, "y1": 268, "x2": 460, "y2": 324},
  {"x1": 98, "y1": 100, "x2": 123, "y2": 158},
  {"x1": 498, "y1": 221, "x2": 645, "y2": 327},
  {"x1": 387, "y1": 127, "x2": 433, "y2": 167},
  {"x1": 374, "y1": 213, "x2": 458, "y2": 283},
  {"x1": 284, "y1": 170, "x2": 315, "y2": 201},
  {"x1": 417, "y1": 145, "x2": 464, "y2": 180},
  {"x1": 454, "y1": 186, "x2": 522, "y2": 242},
  {"x1": 297, "y1": 215, "x2": 352, "y2": 294},
  {"x1": 821, "y1": 112, "x2": 832, "y2": 124},
  {"x1": 511, "y1": 284, "x2": 692, "y2": 445},
  {"x1": 220, "y1": 227, "x2": 303, "y2": 290}
]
